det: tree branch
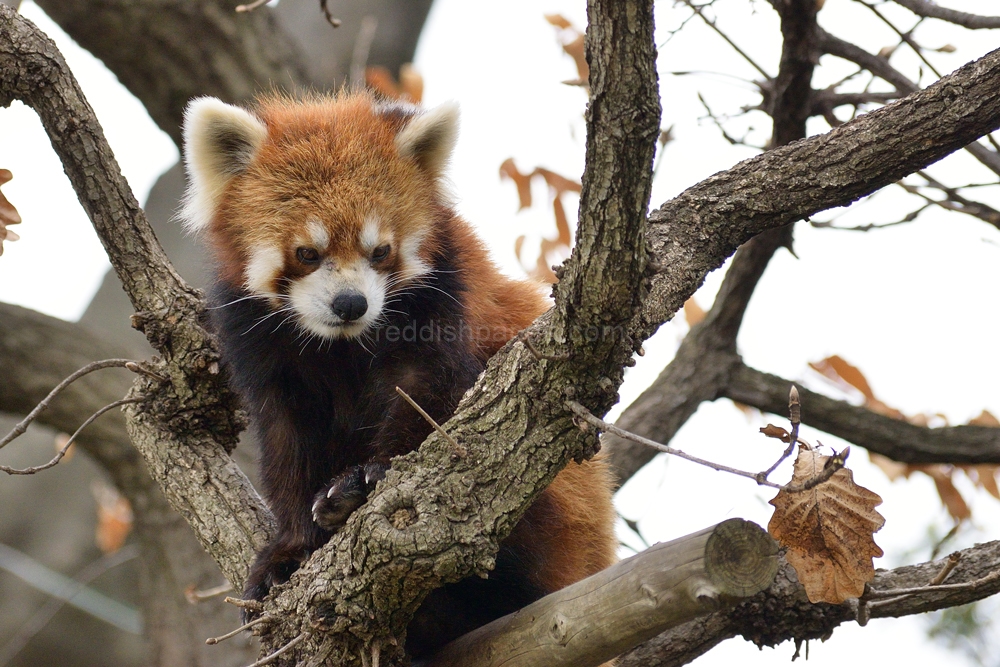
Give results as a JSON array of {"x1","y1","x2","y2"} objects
[
  {"x1": 722, "y1": 363, "x2": 1000, "y2": 464},
  {"x1": 427, "y1": 520, "x2": 778, "y2": 667},
  {"x1": 639, "y1": 43, "x2": 1000, "y2": 340},
  {"x1": 817, "y1": 25, "x2": 1000, "y2": 176},
  {"x1": 891, "y1": 0, "x2": 1000, "y2": 30},
  {"x1": 35, "y1": 0, "x2": 308, "y2": 144},
  {"x1": 606, "y1": 0, "x2": 820, "y2": 486},
  {"x1": 0, "y1": 5, "x2": 272, "y2": 588},
  {"x1": 0, "y1": 301, "x2": 257, "y2": 665},
  {"x1": 617, "y1": 539, "x2": 1000, "y2": 666}
]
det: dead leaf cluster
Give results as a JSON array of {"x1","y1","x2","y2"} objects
[
  {"x1": 500, "y1": 158, "x2": 579, "y2": 283},
  {"x1": 544, "y1": 14, "x2": 588, "y2": 88},
  {"x1": 811, "y1": 354, "x2": 1000, "y2": 522}
]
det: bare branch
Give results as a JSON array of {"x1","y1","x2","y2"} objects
[
  {"x1": 427, "y1": 520, "x2": 778, "y2": 667},
  {"x1": 817, "y1": 26, "x2": 1000, "y2": 177},
  {"x1": 568, "y1": 401, "x2": 782, "y2": 489},
  {"x1": 618, "y1": 540, "x2": 1000, "y2": 666},
  {"x1": 395, "y1": 387, "x2": 467, "y2": 458},
  {"x1": 723, "y1": 363, "x2": 1000, "y2": 464},
  {"x1": 0, "y1": 358, "x2": 134, "y2": 451},
  {"x1": 892, "y1": 0, "x2": 1000, "y2": 30},
  {"x1": 640, "y1": 42, "x2": 1000, "y2": 339},
  {"x1": 1, "y1": 396, "x2": 143, "y2": 475},
  {"x1": 680, "y1": 0, "x2": 772, "y2": 80}
]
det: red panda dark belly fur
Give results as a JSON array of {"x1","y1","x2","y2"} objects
[{"x1": 184, "y1": 93, "x2": 617, "y2": 659}]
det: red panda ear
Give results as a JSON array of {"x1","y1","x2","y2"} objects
[
  {"x1": 394, "y1": 102, "x2": 459, "y2": 179},
  {"x1": 180, "y1": 97, "x2": 267, "y2": 233}
]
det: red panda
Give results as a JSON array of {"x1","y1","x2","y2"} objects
[{"x1": 180, "y1": 92, "x2": 616, "y2": 658}]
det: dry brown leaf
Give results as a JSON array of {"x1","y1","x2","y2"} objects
[
  {"x1": 0, "y1": 169, "x2": 22, "y2": 256},
  {"x1": 398, "y1": 63, "x2": 423, "y2": 103},
  {"x1": 683, "y1": 297, "x2": 705, "y2": 326},
  {"x1": 768, "y1": 445, "x2": 885, "y2": 603},
  {"x1": 364, "y1": 65, "x2": 400, "y2": 99},
  {"x1": 533, "y1": 167, "x2": 582, "y2": 195},
  {"x1": 499, "y1": 158, "x2": 533, "y2": 210},
  {"x1": 544, "y1": 13, "x2": 573, "y2": 29},
  {"x1": 514, "y1": 235, "x2": 526, "y2": 264},
  {"x1": 963, "y1": 465, "x2": 1000, "y2": 500},
  {"x1": 561, "y1": 33, "x2": 589, "y2": 83},
  {"x1": 868, "y1": 452, "x2": 910, "y2": 481},
  {"x1": 808, "y1": 355, "x2": 875, "y2": 400},
  {"x1": 760, "y1": 424, "x2": 791, "y2": 443},
  {"x1": 92, "y1": 481, "x2": 134, "y2": 553},
  {"x1": 920, "y1": 466, "x2": 972, "y2": 521},
  {"x1": 970, "y1": 410, "x2": 1000, "y2": 427}
]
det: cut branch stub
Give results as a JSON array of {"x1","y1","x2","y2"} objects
[{"x1": 425, "y1": 519, "x2": 778, "y2": 667}]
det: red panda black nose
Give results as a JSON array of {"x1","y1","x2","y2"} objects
[{"x1": 332, "y1": 293, "x2": 368, "y2": 322}]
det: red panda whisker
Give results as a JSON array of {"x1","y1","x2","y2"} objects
[
  {"x1": 209, "y1": 293, "x2": 281, "y2": 309},
  {"x1": 241, "y1": 306, "x2": 296, "y2": 336}
]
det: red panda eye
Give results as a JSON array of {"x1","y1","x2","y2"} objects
[
  {"x1": 371, "y1": 244, "x2": 391, "y2": 262},
  {"x1": 296, "y1": 247, "x2": 320, "y2": 264}
]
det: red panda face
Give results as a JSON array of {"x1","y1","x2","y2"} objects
[{"x1": 180, "y1": 94, "x2": 458, "y2": 340}]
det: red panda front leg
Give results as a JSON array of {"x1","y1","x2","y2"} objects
[{"x1": 311, "y1": 357, "x2": 481, "y2": 534}]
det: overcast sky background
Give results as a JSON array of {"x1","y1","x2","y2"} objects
[{"x1": 1, "y1": 0, "x2": 999, "y2": 664}]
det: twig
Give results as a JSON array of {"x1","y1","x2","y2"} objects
[
  {"x1": 866, "y1": 569, "x2": 1000, "y2": 600},
  {"x1": 234, "y1": 0, "x2": 271, "y2": 12},
  {"x1": 929, "y1": 552, "x2": 962, "y2": 586},
  {"x1": 319, "y1": 0, "x2": 342, "y2": 28},
  {"x1": 186, "y1": 581, "x2": 233, "y2": 604},
  {"x1": 395, "y1": 387, "x2": 467, "y2": 458},
  {"x1": 225, "y1": 596, "x2": 264, "y2": 612},
  {"x1": 564, "y1": 400, "x2": 783, "y2": 489},
  {"x1": 1, "y1": 397, "x2": 143, "y2": 475},
  {"x1": 891, "y1": 0, "x2": 1000, "y2": 30},
  {"x1": 810, "y1": 203, "x2": 930, "y2": 231},
  {"x1": 680, "y1": 0, "x2": 772, "y2": 80},
  {"x1": 124, "y1": 361, "x2": 168, "y2": 383},
  {"x1": 0, "y1": 358, "x2": 135, "y2": 451},
  {"x1": 349, "y1": 14, "x2": 377, "y2": 87},
  {"x1": 697, "y1": 93, "x2": 763, "y2": 149},
  {"x1": 856, "y1": 0, "x2": 942, "y2": 78},
  {"x1": 0, "y1": 545, "x2": 139, "y2": 667},
  {"x1": 206, "y1": 615, "x2": 271, "y2": 645},
  {"x1": 245, "y1": 632, "x2": 308, "y2": 667},
  {"x1": 756, "y1": 385, "x2": 801, "y2": 483}
]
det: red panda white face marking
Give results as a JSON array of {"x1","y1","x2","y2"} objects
[
  {"x1": 180, "y1": 94, "x2": 459, "y2": 342},
  {"x1": 286, "y1": 250, "x2": 388, "y2": 339}
]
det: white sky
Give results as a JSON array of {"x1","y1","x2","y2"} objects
[{"x1": 1, "y1": 0, "x2": 999, "y2": 664}]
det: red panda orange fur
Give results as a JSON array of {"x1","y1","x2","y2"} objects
[{"x1": 183, "y1": 92, "x2": 617, "y2": 659}]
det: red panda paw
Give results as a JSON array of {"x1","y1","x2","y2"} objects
[{"x1": 312, "y1": 462, "x2": 386, "y2": 531}]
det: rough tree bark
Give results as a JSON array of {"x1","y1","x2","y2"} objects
[
  {"x1": 1, "y1": 2, "x2": 434, "y2": 664},
  {"x1": 4, "y1": 1, "x2": 1000, "y2": 666}
]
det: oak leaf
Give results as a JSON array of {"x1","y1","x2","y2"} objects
[
  {"x1": 760, "y1": 423, "x2": 791, "y2": 443},
  {"x1": 500, "y1": 158, "x2": 533, "y2": 210},
  {"x1": 808, "y1": 355, "x2": 875, "y2": 401},
  {"x1": 768, "y1": 445, "x2": 885, "y2": 603}
]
